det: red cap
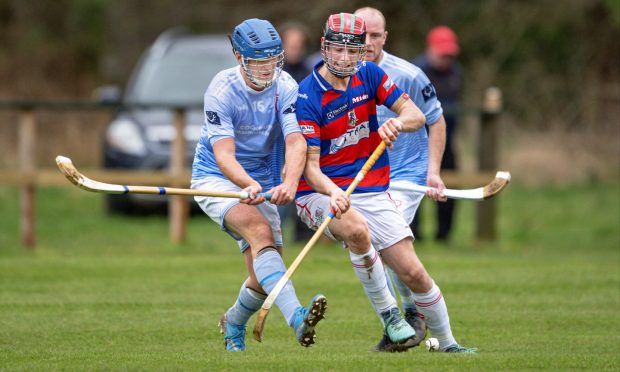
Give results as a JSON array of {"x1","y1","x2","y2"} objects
[{"x1": 427, "y1": 26, "x2": 459, "y2": 56}]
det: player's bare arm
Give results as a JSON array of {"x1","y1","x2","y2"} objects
[
  {"x1": 427, "y1": 116, "x2": 448, "y2": 202},
  {"x1": 213, "y1": 138, "x2": 265, "y2": 205},
  {"x1": 378, "y1": 96, "x2": 426, "y2": 148},
  {"x1": 302, "y1": 149, "x2": 350, "y2": 218},
  {"x1": 268, "y1": 133, "x2": 307, "y2": 205}
]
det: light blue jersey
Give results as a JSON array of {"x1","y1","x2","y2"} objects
[
  {"x1": 192, "y1": 67, "x2": 300, "y2": 189},
  {"x1": 377, "y1": 51, "x2": 443, "y2": 185}
]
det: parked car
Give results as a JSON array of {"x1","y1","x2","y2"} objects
[{"x1": 101, "y1": 28, "x2": 237, "y2": 214}]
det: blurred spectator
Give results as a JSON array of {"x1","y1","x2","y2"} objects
[
  {"x1": 279, "y1": 21, "x2": 314, "y2": 242},
  {"x1": 412, "y1": 26, "x2": 463, "y2": 242},
  {"x1": 280, "y1": 21, "x2": 313, "y2": 83}
]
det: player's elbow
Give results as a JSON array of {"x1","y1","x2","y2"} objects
[
  {"x1": 411, "y1": 109, "x2": 426, "y2": 130},
  {"x1": 286, "y1": 132, "x2": 307, "y2": 153}
]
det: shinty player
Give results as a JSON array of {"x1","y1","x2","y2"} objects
[
  {"x1": 191, "y1": 18, "x2": 326, "y2": 352},
  {"x1": 295, "y1": 12, "x2": 421, "y2": 350},
  {"x1": 295, "y1": 12, "x2": 476, "y2": 353},
  {"x1": 354, "y1": 7, "x2": 472, "y2": 353}
]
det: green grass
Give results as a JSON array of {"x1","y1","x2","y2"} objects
[{"x1": 1, "y1": 182, "x2": 619, "y2": 370}]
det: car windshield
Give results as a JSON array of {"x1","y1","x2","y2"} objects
[{"x1": 126, "y1": 37, "x2": 237, "y2": 104}]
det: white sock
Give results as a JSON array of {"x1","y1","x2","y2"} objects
[
  {"x1": 350, "y1": 246, "x2": 397, "y2": 319},
  {"x1": 413, "y1": 281, "x2": 456, "y2": 349}
]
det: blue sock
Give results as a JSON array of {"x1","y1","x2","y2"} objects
[
  {"x1": 385, "y1": 266, "x2": 396, "y2": 298},
  {"x1": 226, "y1": 283, "x2": 267, "y2": 326},
  {"x1": 388, "y1": 266, "x2": 417, "y2": 312},
  {"x1": 253, "y1": 248, "x2": 302, "y2": 326}
]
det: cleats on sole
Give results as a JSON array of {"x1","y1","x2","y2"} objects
[{"x1": 299, "y1": 296, "x2": 327, "y2": 347}]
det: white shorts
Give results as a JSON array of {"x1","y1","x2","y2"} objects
[
  {"x1": 295, "y1": 191, "x2": 413, "y2": 251},
  {"x1": 191, "y1": 176, "x2": 282, "y2": 252},
  {"x1": 387, "y1": 180, "x2": 425, "y2": 225}
]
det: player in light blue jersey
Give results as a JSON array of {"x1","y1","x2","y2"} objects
[
  {"x1": 191, "y1": 18, "x2": 326, "y2": 352},
  {"x1": 355, "y1": 7, "x2": 476, "y2": 354}
]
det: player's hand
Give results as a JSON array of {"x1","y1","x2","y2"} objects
[
  {"x1": 426, "y1": 174, "x2": 447, "y2": 202},
  {"x1": 240, "y1": 183, "x2": 265, "y2": 205},
  {"x1": 378, "y1": 118, "x2": 403, "y2": 149},
  {"x1": 329, "y1": 189, "x2": 350, "y2": 218},
  {"x1": 268, "y1": 181, "x2": 298, "y2": 206}
]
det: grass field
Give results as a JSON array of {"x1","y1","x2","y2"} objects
[{"x1": 1, "y1": 182, "x2": 619, "y2": 370}]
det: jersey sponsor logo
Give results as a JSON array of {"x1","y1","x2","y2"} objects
[
  {"x1": 326, "y1": 103, "x2": 349, "y2": 119},
  {"x1": 347, "y1": 110, "x2": 357, "y2": 127},
  {"x1": 206, "y1": 111, "x2": 221, "y2": 125},
  {"x1": 300, "y1": 124, "x2": 315, "y2": 134},
  {"x1": 236, "y1": 124, "x2": 271, "y2": 136},
  {"x1": 383, "y1": 78, "x2": 394, "y2": 91},
  {"x1": 352, "y1": 93, "x2": 368, "y2": 103},
  {"x1": 283, "y1": 103, "x2": 296, "y2": 114},
  {"x1": 329, "y1": 121, "x2": 369, "y2": 154},
  {"x1": 298, "y1": 93, "x2": 309, "y2": 99},
  {"x1": 422, "y1": 83, "x2": 437, "y2": 102}
]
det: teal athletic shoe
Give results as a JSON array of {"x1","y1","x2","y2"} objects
[
  {"x1": 370, "y1": 309, "x2": 426, "y2": 352},
  {"x1": 381, "y1": 307, "x2": 416, "y2": 345},
  {"x1": 218, "y1": 312, "x2": 246, "y2": 352},
  {"x1": 291, "y1": 294, "x2": 327, "y2": 347},
  {"x1": 442, "y1": 343, "x2": 478, "y2": 353}
]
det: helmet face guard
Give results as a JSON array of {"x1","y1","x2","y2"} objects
[
  {"x1": 230, "y1": 18, "x2": 284, "y2": 88},
  {"x1": 238, "y1": 52, "x2": 284, "y2": 89},
  {"x1": 321, "y1": 13, "x2": 367, "y2": 78}
]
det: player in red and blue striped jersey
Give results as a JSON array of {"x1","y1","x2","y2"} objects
[
  {"x1": 355, "y1": 7, "x2": 476, "y2": 354},
  {"x1": 294, "y1": 13, "x2": 429, "y2": 349}
]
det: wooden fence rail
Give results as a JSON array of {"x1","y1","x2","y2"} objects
[{"x1": 0, "y1": 88, "x2": 502, "y2": 249}]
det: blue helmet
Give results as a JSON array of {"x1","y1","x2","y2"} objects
[
  {"x1": 230, "y1": 18, "x2": 283, "y2": 59},
  {"x1": 230, "y1": 19, "x2": 284, "y2": 89}
]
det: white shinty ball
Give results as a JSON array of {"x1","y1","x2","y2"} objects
[{"x1": 425, "y1": 337, "x2": 439, "y2": 351}]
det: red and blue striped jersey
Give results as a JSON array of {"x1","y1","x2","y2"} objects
[{"x1": 295, "y1": 61, "x2": 408, "y2": 197}]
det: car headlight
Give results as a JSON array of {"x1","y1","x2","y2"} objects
[{"x1": 106, "y1": 118, "x2": 148, "y2": 156}]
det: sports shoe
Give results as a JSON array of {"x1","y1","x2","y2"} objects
[
  {"x1": 218, "y1": 312, "x2": 246, "y2": 352},
  {"x1": 291, "y1": 294, "x2": 327, "y2": 347},
  {"x1": 381, "y1": 307, "x2": 416, "y2": 345},
  {"x1": 370, "y1": 308, "x2": 427, "y2": 353},
  {"x1": 369, "y1": 334, "x2": 411, "y2": 353},
  {"x1": 442, "y1": 343, "x2": 478, "y2": 353},
  {"x1": 404, "y1": 308, "x2": 427, "y2": 346}
]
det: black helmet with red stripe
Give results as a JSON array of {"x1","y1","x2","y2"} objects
[{"x1": 321, "y1": 13, "x2": 367, "y2": 78}]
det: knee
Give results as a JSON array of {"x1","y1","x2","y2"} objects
[
  {"x1": 399, "y1": 266, "x2": 429, "y2": 286},
  {"x1": 248, "y1": 221, "x2": 273, "y2": 240},
  {"x1": 346, "y1": 222, "x2": 371, "y2": 248}
]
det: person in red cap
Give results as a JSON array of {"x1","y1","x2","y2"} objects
[{"x1": 413, "y1": 26, "x2": 463, "y2": 242}]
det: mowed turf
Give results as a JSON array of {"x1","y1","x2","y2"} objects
[{"x1": 0, "y1": 183, "x2": 619, "y2": 370}]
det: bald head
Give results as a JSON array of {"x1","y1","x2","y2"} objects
[
  {"x1": 354, "y1": 7, "x2": 386, "y2": 30},
  {"x1": 354, "y1": 7, "x2": 387, "y2": 64}
]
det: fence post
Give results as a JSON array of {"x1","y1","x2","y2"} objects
[
  {"x1": 169, "y1": 107, "x2": 188, "y2": 243},
  {"x1": 476, "y1": 87, "x2": 502, "y2": 240},
  {"x1": 18, "y1": 108, "x2": 36, "y2": 249}
]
